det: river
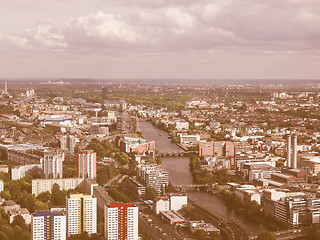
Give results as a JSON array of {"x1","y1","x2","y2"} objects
[{"x1": 139, "y1": 121, "x2": 266, "y2": 235}]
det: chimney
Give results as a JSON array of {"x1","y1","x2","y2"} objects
[
  {"x1": 292, "y1": 134, "x2": 297, "y2": 168},
  {"x1": 260, "y1": 142, "x2": 262, "y2": 153},
  {"x1": 286, "y1": 135, "x2": 291, "y2": 167}
]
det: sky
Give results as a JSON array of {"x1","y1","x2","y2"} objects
[{"x1": 0, "y1": 0, "x2": 320, "y2": 80}]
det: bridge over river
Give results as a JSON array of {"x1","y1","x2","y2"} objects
[{"x1": 139, "y1": 121, "x2": 267, "y2": 236}]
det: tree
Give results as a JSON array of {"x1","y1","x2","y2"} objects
[
  {"x1": 36, "y1": 191, "x2": 52, "y2": 203},
  {"x1": 11, "y1": 215, "x2": 26, "y2": 229},
  {"x1": 306, "y1": 227, "x2": 320, "y2": 240},
  {"x1": 74, "y1": 145, "x2": 81, "y2": 155},
  {"x1": 51, "y1": 183, "x2": 67, "y2": 205},
  {"x1": 0, "y1": 232, "x2": 9, "y2": 240},
  {"x1": 144, "y1": 187, "x2": 158, "y2": 200},
  {"x1": 194, "y1": 229, "x2": 207, "y2": 239},
  {"x1": 256, "y1": 231, "x2": 276, "y2": 240},
  {"x1": 115, "y1": 152, "x2": 129, "y2": 166}
]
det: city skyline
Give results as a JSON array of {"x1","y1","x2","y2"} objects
[{"x1": 0, "y1": 0, "x2": 320, "y2": 80}]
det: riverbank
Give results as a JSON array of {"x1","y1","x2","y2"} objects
[
  {"x1": 188, "y1": 200, "x2": 249, "y2": 240},
  {"x1": 140, "y1": 121, "x2": 267, "y2": 235},
  {"x1": 147, "y1": 118, "x2": 189, "y2": 152}
]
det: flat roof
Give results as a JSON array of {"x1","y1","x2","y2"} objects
[
  {"x1": 160, "y1": 211, "x2": 184, "y2": 222},
  {"x1": 272, "y1": 172, "x2": 292, "y2": 179}
]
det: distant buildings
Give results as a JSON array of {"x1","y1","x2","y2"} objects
[
  {"x1": 104, "y1": 203, "x2": 138, "y2": 240},
  {"x1": 32, "y1": 211, "x2": 66, "y2": 240},
  {"x1": 178, "y1": 134, "x2": 200, "y2": 145},
  {"x1": 77, "y1": 150, "x2": 97, "y2": 180},
  {"x1": 198, "y1": 141, "x2": 251, "y2": 157},
  {"x1": 66, "y1": 194, "x2": 97, "y2": 237},
  {"x1": 175, "y1": 121, "x2": 189, "y2": 131},
  {"x1": 89, "y1": 124, "x2": 108, "y2": 137},
  {"x1": 25, "y1": 89, "x2": 35, "y2": 97},
  {"x1": 0, "y1": 144, "x2": 44, "y2": 165},
  {"x1": 116, "y1": 136, "x2": 155, "y2": 154}
]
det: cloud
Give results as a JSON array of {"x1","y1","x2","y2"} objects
[{"x1": 1, "y1": 0, "x2": 320, "y2": 54}]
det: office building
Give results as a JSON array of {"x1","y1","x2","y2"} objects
[
  {"x1": 32, "y1": 211, "x2": 66, "y2": 240},
  {"x1": 104, "y1": 203, "x2": 138, "y2": 240},
  {"x1": 78, "y1": 150, "x2": 97, "y2": 179},
  {"x1": 66, "y1": 194, "x2": 97, "y2": 236}
]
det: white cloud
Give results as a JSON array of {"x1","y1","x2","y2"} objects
[{"x1": 1, "y1": 0, "x2": 320, "y2": 54}]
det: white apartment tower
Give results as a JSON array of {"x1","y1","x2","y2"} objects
[
  {"x1": 104, "y1": 203, "x2": 138, "y2": 240},
  {"x1": 66, "y1": 194, "x2": 97, "y2": 237},
  {"x1": 42, "y1": 154, "x2": 63, "y2": 178},
  {"x1": 60, "y1": 134, "x2": 77, "y2": 152},
  {"x1": 77, "y1": 150, "x2": 97, "y2": 179},
  {"x1": 31, "y1": 211, "x2": 66, "y2": 240},
  {"x1": 0, "y1": 180, "x2": 3, "y2": 192}
]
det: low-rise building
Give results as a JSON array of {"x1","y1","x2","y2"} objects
[
  {"x1": 160, "y1": 211, "x2": 185, "y2": 225},
  {"x1": 175, "y1": 121, "x2": 189, "y2": 131},
  {"x1": 11, "y1": 164, "x2": 42, "y2": 180},
  {"x1": 154, "y1": 194, "x2": 188, "y2": 214},
  {"x1": 189, "y1": 220, "x2": 220, "y2": 234},
  {"x1": 8, "y1": 208, "x2": 32, "y2": 225},
  {"x1": 0, "y1": 165, "x2": 8, "y2": 173},
  {"x1": 302, "y1": 157, "x2": 320, "y2": 175},
  {"x1": 32, "y1": 178, "x2": 83, "y2": 196},
  {"x1": 178, "y1": 134, "x2": 200, "y2": 145}
]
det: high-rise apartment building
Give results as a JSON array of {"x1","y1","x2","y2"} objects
[
  {"x1": 42, "y1": 154, "x2": 63, "y2": 178},
  {"x1": 104, "y1": 203, "x2": 138, "y2": 240},
  {"x1": 77, "y1": 150, "x2": 97, "y2": 179},
  {"x1": 60, "y1": 134, "x2": 77, "y2": 152},
  {"x1": 66, "y1": 194, "x2": 97, "y2": 237},
  {"x1": 31, "y1": 211, "x2": 66, "y2": 240},
  {"x1": 137, "y1": 164, "x2": 169, "y2": 193}
]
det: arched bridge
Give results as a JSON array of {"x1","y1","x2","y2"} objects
[{"x1": 159, "y1": 152, "x2": 186, "y2": 157}]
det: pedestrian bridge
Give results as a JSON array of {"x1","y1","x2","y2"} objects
[
  {"x1": 175, "y1": 184, "x2": 211, "y2": 191},
  {"x1": 159, "y1": 152, "x2": 186, "y2": 157}
]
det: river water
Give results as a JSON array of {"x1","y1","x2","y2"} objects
[{"x1": 139, "y1": 121, "x2": 266, "y2": 235}]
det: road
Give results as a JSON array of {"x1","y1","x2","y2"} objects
[
  {"x1": 190, "y1": 202, "x2": 249, "y2": 240},
  {"x1": 137, "y1": 202, "x2": 186, "y2": 240}
]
